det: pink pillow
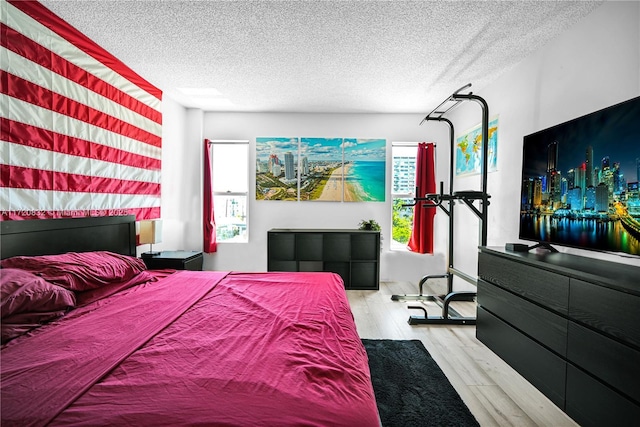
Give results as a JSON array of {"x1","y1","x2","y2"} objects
[
  {"x1": 1, "y1": 268, "x2": 76, "y2": 342},
  {"x1": 1, "y1": 251, "x2": 147, "y2": 291},
  {"x1": 1, "y1": 268, "x2": 76, "y2": 319}
]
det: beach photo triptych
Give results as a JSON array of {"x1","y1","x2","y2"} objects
[{"x1": 256, "y1": 137, "x2": 386, "y2": 202}]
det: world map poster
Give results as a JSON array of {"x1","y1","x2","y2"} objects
[{"x1": 455, "y1": 117, "x2": 498, "y2": 177}]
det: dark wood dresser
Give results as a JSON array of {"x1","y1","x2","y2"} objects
[{"x1": 477, "y1": 246, "x2": 640, "y2": 427}]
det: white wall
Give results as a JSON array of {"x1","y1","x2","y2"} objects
[
  {"x1": 144, "y1": 100, "x2": 204, "y2": 257},
  {"x1": 448, "y1": 0, "x2": 640, "y2": 269},
  {"x1": 160, "y1": 1, "x2": 640, "y2": 279}
]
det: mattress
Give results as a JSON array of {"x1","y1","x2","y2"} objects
[{"x1": 1, "y1": 270, "x2": 379, "y2": 426}]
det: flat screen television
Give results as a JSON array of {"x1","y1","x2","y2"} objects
[{"x1": 519, "y1": 96, "x2": 640, "y2": 257}]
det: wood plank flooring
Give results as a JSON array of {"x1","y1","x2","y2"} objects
[{"x1": 347, "y1": 281, "x2": 578, "y2": 427}]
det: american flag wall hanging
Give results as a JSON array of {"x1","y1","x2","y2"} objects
[{"x1": 0, "y1": 0, "x2": 162, "y2": 221}]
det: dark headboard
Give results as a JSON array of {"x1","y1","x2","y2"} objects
[{"x1": 0, "y1": 215, "x2": 136, "y2": 259}]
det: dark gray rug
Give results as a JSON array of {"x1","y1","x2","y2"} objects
[{"x1": 363, "y1": 339, "x2": 480, "y2": 427}]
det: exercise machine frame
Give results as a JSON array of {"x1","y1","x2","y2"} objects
[{"x1": 391, "y1": 83, "x2": 490, "y2": 325}]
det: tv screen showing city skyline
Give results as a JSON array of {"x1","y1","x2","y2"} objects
[{"x1": 519, "y1": 96, "x2": 640, "y2": 256}]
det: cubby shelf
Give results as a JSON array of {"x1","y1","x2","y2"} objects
[{"x1": 267, "y1": 229, "x2": 380, "y2": 290}]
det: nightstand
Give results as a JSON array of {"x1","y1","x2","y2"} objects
[{"x1": 141, "y1": 251, "x2": 204, "y2": 271}]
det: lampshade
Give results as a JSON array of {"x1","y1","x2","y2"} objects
[{"x1": 139, "y1": 220, "x2": 162, "y2": 245}]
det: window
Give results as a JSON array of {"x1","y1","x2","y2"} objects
[
  {"x1": 210, "y1": 140, "x2": 249, "y2": 242},
  {"x1": 391, "y1": 143, "x2": 418, "y2": 249}
]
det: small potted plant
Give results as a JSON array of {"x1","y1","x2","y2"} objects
[
  {"x1": 358, "y1": 219, "x2": 381, "y2": 231},
  {"x1": 358, "y1": 219, "x2": 383, "y2": 251}
]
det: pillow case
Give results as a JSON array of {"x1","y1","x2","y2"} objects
[
  {"x1": 1, "y1": 268, "x2": 76, "y2": 319},
  {"x1": 1, "y1": 268, "x2": 76, "y2": 343},
  {"x1": 1, "y1": 251, "x2": 147, "y2": 291}
]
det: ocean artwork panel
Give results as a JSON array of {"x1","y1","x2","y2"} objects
[
  {"x1": 343, "y1": 138, "x2": 387, "y2": 202},
  {"x1": 256, "y1": 137, "x2": 299, "y2": 201},
  {"x1": 455, "y1": 117, "x2": 498, "y2": 177}
]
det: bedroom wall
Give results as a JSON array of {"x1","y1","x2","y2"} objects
[
  {"x1": 158, "y1": 107, "x2": 455, "y2": 280},
  {"x1": 199, "y1": 113, "x2": 451, "y2": 281},
  {"x1": 446, "y1": 0, "x2": 640, "y2": 270},
  {"x1": 159, "y1": 0, "x2": 640, "y2": 280},
  {"x1": 147, "y1": 102, "x2": 204, "y2": 257}
]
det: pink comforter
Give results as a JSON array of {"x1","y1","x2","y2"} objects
[{"x1": 1, "y1": 271, "x2": 379, "y2": 426}]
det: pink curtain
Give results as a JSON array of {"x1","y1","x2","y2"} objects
[
  {"x1": 203, "y1": 139, "x2": 217, "y2": 253},
  {"x1": 408, "y1": 142, "x2": 436, "y2": 254}
]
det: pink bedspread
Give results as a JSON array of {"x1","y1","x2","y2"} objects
[{"x1": 1, "y1": 271, "x2": 379, "y2": 426}]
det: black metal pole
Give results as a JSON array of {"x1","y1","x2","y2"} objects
[
  {"x1": 450, "y1": 93, "x2": 489, "y2": 246},
  {"x1": 425, "y1": 117, "x2": 455, "y2": 293}
]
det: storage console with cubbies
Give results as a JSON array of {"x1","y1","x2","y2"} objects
[{"x1": 267, "y1": 229, "x2": 380, "y2": 290}]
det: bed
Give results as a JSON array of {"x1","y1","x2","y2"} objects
[{"x1": 1, "y1": 215, "x2": 380, "y2": 426}]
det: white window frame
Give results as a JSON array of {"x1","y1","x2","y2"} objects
[
  {"x1": 209, "y1": 139, "x2": 250, "y2": 243},
  {"x1": 390, "y1": 142, "x2": 419, "y2": 251}
]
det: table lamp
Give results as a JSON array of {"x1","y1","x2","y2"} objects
[{"x1": 139, "y1": 219, "x2": 162, "y2": 257}]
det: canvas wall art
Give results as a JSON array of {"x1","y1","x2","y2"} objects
[
  {"x1": 256, "y1": 137, "x2": 299, "y2": 201},
  {"x1": 343, "y1": 138, "x2": 386, "y2": 202},
  {"x1": 256, "y1": 137, "x2": 386, "y2": 202}
]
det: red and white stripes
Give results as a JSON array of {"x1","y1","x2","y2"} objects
[{"x1": 1, "y1": 0, "x2": 162, "y2": 220}]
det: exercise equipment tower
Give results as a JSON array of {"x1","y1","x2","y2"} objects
[{"x1": 392, "y1": 83, "x2": 490, "y2": 325}]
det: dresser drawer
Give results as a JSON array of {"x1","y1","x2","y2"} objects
[
  {"x1": 477, "y1": 307, "x2": 566, "y2": 408},
  {"x1": 478, "y1": 279, "x2": 568, "y2": 356},
  {"x1": 567, "y1": 321, "x2": 640, "y2": 402},
  {"x1": 569, "y1": 278, "x2": 640, "y2": 348},
  {"x1": 566, "y1": 364, "x2": 640, "y2": 427},
  {"x1": 478, "y1": 252, "x2": 569, "y2": 315}
]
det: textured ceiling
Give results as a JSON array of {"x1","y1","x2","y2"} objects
[{"x1": 39, "y1": 0, "x2": 603, "y2": 113}]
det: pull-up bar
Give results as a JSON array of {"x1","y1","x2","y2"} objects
[
  {"x1": 419, "y1": 83, "x2": 490, "y2": 245},
  {"x1": 391, "y1": 83, "x2": 491, "y2": 325},
  {"x1": 419, "y1": 83, "x2": 472, "y2": 125}
]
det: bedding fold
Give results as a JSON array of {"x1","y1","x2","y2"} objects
[{"x1": 1, "y1": 271, "x2": 229, "y2": 427}]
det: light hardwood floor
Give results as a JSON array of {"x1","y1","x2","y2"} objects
[{"x1": 347, "y1": 281, "x2": 578, "y2": 427}]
